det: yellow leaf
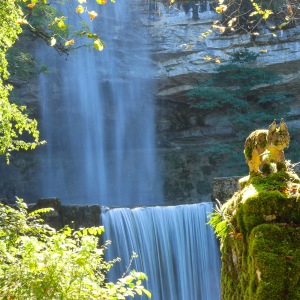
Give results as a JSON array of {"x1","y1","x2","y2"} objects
[
  {"x1": 87, "y1": 33, "x2": 99, "y2": 39},
  {"x1": 65, "y1": 39, "x2": 75, "y2": 46},
  {"x1": 94, "y1": 39, "x2": 104, "y2": 51},
  {"x1": 215, "y1": 58, "x2": 221, "y2": 63},
  {"x1": 219, "y1": 26, "x2": 226, "y2": 33},
  {"x1": 50, "y1": 37, "x2": 56, "y2": 46},
  {"x1": 204, "y1": 55, "x2": 212, "y2": 61},
  {"x1": 57, "y1": 20, "x2": 66, "y2": 29},
  {"x1": 76, "y1": 5, "x2": 84, "y2": 13},
  {"x1": 215, "y1": 4, "x2": 227, "y2": 13},
  {"x1": 27, "y1": 3, "x2": 36, "y2": 8},
  {"x1": 227, "y1": 17, "x2": 236, "y2": 27},
  {"x1": 88, "y1": 11, "x2": 98, "y2": 20},
  {"x1": 278, "y1": 22, "x2": 288, "y2": 29},
  {"x1": 16, "y1": 19, "x2": 28, "y2": 25},
  {"x1": 259, "y1": 49, "x2": 268, "y2": 53},
  {"x1": 96, "y1": 0, "x2": 107, "y2": 4},
  {"x1": 215, "y1": 6, "x2": 223, "y2": 13},
  {"x1": 249, "y1": 11, "x2": 258, "y2": 17},
  {"x1": 78, "y1": 0, "x2": 86, "y2": 3}
]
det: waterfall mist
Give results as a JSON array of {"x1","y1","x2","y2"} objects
[
  {"x1": 102, "y1": 202, "x2": 221, "y2": 300},
  {"x1": 38, "y1": 0, "x2": 163, "y2": 206}
]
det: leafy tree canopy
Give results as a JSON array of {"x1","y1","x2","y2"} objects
[
  {"x1": 0, "y1": 1, "x2": 44, "y2": 163},
  {"x1": 0, "y1": 0, "x2": 111, "y2": 163}
]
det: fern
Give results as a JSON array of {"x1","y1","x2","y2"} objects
[{"x1": 208, "y1": 200, "x2": 233, "y2": 243}]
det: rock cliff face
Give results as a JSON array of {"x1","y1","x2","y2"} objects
[
  {"x1": 145, "y1": 4, "x2": 300, "y2": 203},
  {"x1": 1, "y1": 2, "x2": 300, "y2": 204},
  {"x1": 146, "y1": 6, "x2": 300, "y2": 101}
]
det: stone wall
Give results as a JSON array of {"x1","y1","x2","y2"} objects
[
  {"x1": 28, "y1": 198, "x2": 101, "y2": 230},
  {"x1": 27, "y1": 175, "x2": 237, "y2": 230}
]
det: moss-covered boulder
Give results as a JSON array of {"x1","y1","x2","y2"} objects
[{"x1": 210, "y1": 168, "x2": 300, "y2": 299}]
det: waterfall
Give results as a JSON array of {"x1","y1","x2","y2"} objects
[
  {"x1": 37, "y1": 1, "x2": 221, "y2": 297},
  {"x1": 102, "y1": 202, "x2": 221, "y2": 300},
  {"x1": 38, "y1": 0, "x2": 162, "y2": 206}
]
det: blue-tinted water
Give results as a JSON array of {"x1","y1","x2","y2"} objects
[{"x1": 102, "y1": 202, "x2": 221, "y2": 300}]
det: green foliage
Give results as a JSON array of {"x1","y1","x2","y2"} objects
[
  {"x1": 0, "y1": 199, "x2": 151, "y2": 300},
  {"x1": 229, "y1": 48, "x2": 259, "y2": 64},
  {"x1": 19, "y1": 0, "x2": 109, "y2": 52},
  {"x1": 208, "y1": 200, "x2": 233, "y2": 244},
  {"x1": 7, "y1": 46, "x2": 48, "y2": 81},
  {"x1": 0, "y1": 1, "x2": 45, "y2": 163},
  {"x1": 188, "y1": 50, "x2": 296, "y2": 171},
  {"x1": 0, "y1": 0, "x2": 116, "y2": 163},
  {"x1": 7, "y1": 47, "x2": 36, "y2": 80}
]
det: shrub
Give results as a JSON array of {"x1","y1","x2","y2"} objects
[{"x1": 0, "y1": 199, "x2": 151, "y2": 300}]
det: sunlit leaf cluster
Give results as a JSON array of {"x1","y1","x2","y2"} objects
[
  {"x1": 0, "y1": 1, "x2": 46, "y2": 163},
  {"x1": 0, "y1": 199, "x2": 151, "y2": 299},
  {"x1": 1, "y1": 0, "x2": 115, "y2": 163},
  {"x1": 18, "y1": 0, "x2": 111, "y2": 52},
  {"x1": 213, "y1": 0, "x2": 299, "y2": 35}
]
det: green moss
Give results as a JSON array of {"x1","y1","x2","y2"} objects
[
  {"x1": 240, "y1": 190, "x2": 287, "y2": 231},
  {"x1": 261, "y1": 163, "x2": 274, "y2": 174},
  {"x1": 210, "y1": 167, "x2": 300, "y2": 299},
  {"x1": 249, "y1": 224, "x2": 300, "y2": 299},
  {"x1": 249, "y1": 171, "x2": 289, "y2": 187}
]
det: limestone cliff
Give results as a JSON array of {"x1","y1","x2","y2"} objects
[
  {"x1": 145, "y1": 4, "x2": 300, "y2": 203},
  {"x1": 1, "y1": 2, "x2": 300, "y2": 204}
]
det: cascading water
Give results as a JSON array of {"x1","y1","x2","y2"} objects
[
  {"x1": 102, "y1": 202, "x2": 221, "y2": 300},
  {"x1": 38, "y1": 0, "x2": 162, "y2": 206},
  {"x1": 37, "y1": 0, "x2": 220, "y2": 298}
]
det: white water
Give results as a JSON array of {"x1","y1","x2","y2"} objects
[
  {"x1": 38, "y1": 0, "x2": 162, "y2": 206},
  {"x1": 102, "y1": 202, "x2": 221, "y2": 300}
]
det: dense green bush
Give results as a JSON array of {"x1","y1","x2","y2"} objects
[{"x1": 0, "y1": 199, "x2": 151, "y2": 300}]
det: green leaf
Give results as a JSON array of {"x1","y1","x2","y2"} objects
[
  {"x1": 94, "y1": 39, "x2": 105, "y2": 51},
  {"x1": 97, "y1": 227, "x2": 105, "y2": 234},
  {"x1": 136, "y1": 288, "x2": 143, "y2": 296},
  {"x1": 143, "y1": 288, "x2": 152, "y2": 298},
  {"x1": 57, "y1": 20, "x2": 66, "y2": 29},
  {"x1": 96, "y1": 0, "x2": 108, "y2": 4}
]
